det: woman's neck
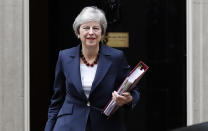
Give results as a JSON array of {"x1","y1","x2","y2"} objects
[{"x1": 82, "y1": 45, "x2": 99, "y2": 60}]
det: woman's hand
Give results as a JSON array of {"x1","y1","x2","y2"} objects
[{"x1": 112, "y1": 91, "x2": 133, "y2": 107}]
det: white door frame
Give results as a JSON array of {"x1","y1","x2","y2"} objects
[
  {"x1": 187, "y1": 0, "x2": 193, "y2": 126},
  {"x1": 24, "y1": 0, "x2": 30, "y2": 130}
]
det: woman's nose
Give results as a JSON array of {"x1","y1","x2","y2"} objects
[{"x1": 89, "y1": 28, "x2": 94, "y2": 34}]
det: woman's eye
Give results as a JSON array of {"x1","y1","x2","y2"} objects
[
  {"x1": 81, "y1": 26, "x2": 89, "y2": 30},
  {"x1": 93, "y1": 27, "x2": 101, "y2": 31},
  {"x1": 81, "y1": 26, "x2": 100, "y2": 32}
]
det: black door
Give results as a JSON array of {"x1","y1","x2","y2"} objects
[{"x1": 30, "y1": 0, "x2": 186, "y2": 131}]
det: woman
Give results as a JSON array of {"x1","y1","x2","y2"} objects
[{"x1": 45, "y1": 6, "x2": 140, "y2": 131}]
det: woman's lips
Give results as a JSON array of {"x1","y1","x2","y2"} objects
[{"x1": 87, "y1": 38, "x2": 95, "y2": 40}]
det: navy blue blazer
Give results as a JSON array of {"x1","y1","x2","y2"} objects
[{"x1": 45, "y1": 43, "x2": 140, "y2": 131}]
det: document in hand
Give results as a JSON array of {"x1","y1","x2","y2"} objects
[{"x1": 103, "y1": 61, "x2": 149, "y2": 117}]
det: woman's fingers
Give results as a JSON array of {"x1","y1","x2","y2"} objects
[
  {"x1": 112, "y1": 91, "x2": 122, "y2": 106},
  {"x1": 122, "y1": 92, "x2": 133, "y2": 103},
  {"x1": 122, "y1": 92, "x2": 130, "y2": 96},
  {"x1": 112, "y1": 91, "x2": 133, "y2": 106}
]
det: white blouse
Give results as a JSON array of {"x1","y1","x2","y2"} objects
[{"x1": 80, "y1": 63, "x2": 97, "y2": 98}]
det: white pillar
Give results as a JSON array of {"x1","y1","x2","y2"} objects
[
  {"x1": 187, "y1": 0, "x2": 208, "y2": 125},
  {"x1": 0, "y1": 0, "x2": 30, "y2": 130}
]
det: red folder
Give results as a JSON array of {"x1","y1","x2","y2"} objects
[{"x1": 103, "y1": 61, "x2": 149, "y2": 117}]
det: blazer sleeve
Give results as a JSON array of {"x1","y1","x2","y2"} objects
[
  {"x1": 45, "y1": 51, "x2": 66, "y2": 131},
  {"x1": 118, "y1": 52, "x2": 140, "y2": 110}
]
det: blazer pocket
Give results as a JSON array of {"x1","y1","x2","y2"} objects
[{"x1": 57, "y1": 103, "x2": 74, "y2": 118}]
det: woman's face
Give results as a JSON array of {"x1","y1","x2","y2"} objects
[{"x1": 78, "y1": 21, "x2": 102, "y2": 48}]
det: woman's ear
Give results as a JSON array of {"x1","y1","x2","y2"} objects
[{"x1": 77, "y1": 35, "x2": 80, "y2": 39}]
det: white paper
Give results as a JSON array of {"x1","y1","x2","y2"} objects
[{"x1": 128, "y1": 68, "x2": 144, "y2": 83}]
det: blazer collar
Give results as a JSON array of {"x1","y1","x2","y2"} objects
[{"x1": 67, "y1": 43, "x2": 112, "y2": 57}]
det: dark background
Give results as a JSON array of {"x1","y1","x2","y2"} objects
[{"x1": 30, "y1": 0, "x2": 186, "y2": 131}]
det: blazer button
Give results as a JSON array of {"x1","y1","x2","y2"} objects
[{"x1": 87, "y1": 101, "x2": 90, "y2": 107}]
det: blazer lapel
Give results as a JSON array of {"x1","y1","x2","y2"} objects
[
  {"x1": 68, "y1": 45, "x2": 87, "y2": 100},
  {"x1": 90, "y1": 44, "x2": 112, "y2": 94}
]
